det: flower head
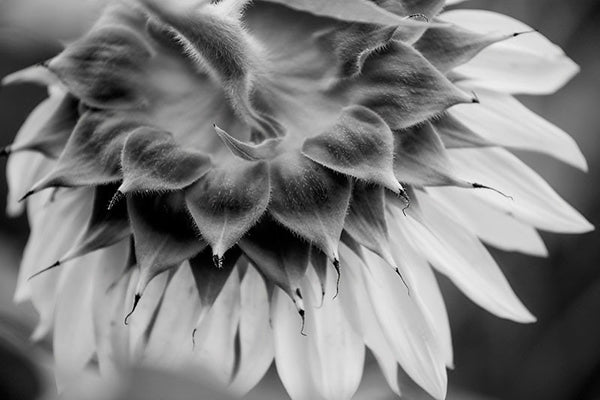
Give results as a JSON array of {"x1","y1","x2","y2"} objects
[{"x1": 3, "y1": 0, "x2": 592, "y2": 399}]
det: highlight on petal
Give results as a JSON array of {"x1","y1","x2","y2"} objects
[
  {"x1": 442, "y1": 10, "x2": 580, "y2": 94},
  {"x1": 397, "y1": 194, "x2": 537, "y2": 323},
  {"x1": 451, "y1": 85, "x2": 587, "y2": 170},
  {"x1": 449, "y1": 147, "x2": 593, "y2": 233}
]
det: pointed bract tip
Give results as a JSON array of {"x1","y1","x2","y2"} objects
[
  {"x1": 124, "y1": 293, "x2": 142, "y2": 325},
  {"x1": 406, "y1": 13, "x2": 429, "y2": 23},
  {"x1": 0, "y1": 146, "x2": 11, "y2": 157},
  {"x1": 107, "y1": 190, "x2": 124, "y2": 210},
  {"x1": 472, "y1": 182, "x2": 514, "y2": 200},
  {"x1": 298, "y1": 308, "x2": 307, "y2": 337},
  {"x1": 18, "y1": 190, "x2": 36, "y2": 203},
  {"x1": 192, "y1": 328, "x2": 198, "y2": 349},
  {"x1": 332, "y1": 259, "x2": 341, "y2": 300},
  {"x1": 212, "y1": 254, "x2": 224, "y2": 269},
  {"x1": 471, "y1": 91, "x2": 480, "y2": 104},
  {"x1": 395, "y1": 268, "x2": 410, "y2": 295},
  {"x1": 27, "y1": 260, "x2": 61, "y2": 281},
  {"x1": 513, "y1": 29, "x2": 537, "y2": 37}
]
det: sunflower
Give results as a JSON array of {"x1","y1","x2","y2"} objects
[{"x1": 2, "y1": 0, "x2": 592, "y2": 399}]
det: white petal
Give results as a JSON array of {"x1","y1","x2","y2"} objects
[
  {"x1": 53, "y1": 255, "x2": 96, "y2": 389},
  {"x1": 191, "y1": 270, "x2": 241, "y2": 388},
  {"x1": 339, "y1": 248, "x2": 401, "y2": 396},
  {"x1": 442, "y1": 10, "x2": 579, "y2": 95},
  {"x1": 451, "y1": 85, "x2": 587, "y2": 170},
  {"x1": 5, "y1": 92, "x2": 62, "y2": 216},
  {"x1": 384, "y1": 222, "x2": 454, "y2": 367},
  {"x1": 272, "y1": 289, "x2": 325, "y2": 400},
  {"x1": 449, "y1": 147, "x2": 593, "y2": 233},
  {"x1": 426, "y1": 186, "x2": 548, "y2": 256},
  {"x1": 308, "y1": 267, "x2": 365, "y2": 400},
  {"x1": 398, "y1": 194, "x2": 536, "y2": 323},
  {"x1": 17, "y1": 188, "x2": 93, "y2": 339},
  {"x1": 356, "y1": 249, "x2": 448, "y2": 399},
  {"x1": 229, "y1": 266, "x2": 274, "y2": 396},
  {"x1": 91, "y1": 242, "x2": 131, "y2": 377},
  {"x1": 54, "y1": 242, "x2": 127, "y2": 389},
  {"x1": 144, "y1": 264, "x2": 200, "y2": 368},
  {"x1": 127, "y1": 274, "x2": 169, "y2": 358}
]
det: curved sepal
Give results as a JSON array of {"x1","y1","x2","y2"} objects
[
  {"x1": 269, "y1": 152, "x2": 352, "y2": 261},
  {"x1": 119, "y1": 128, "x2": 211, "y2": 194},
  {"x1": 393, "y1": 122, "x2": 469, "y2": 187},
  {"x1": 2, "y1": 64, "x2": 58, "y2": 88},
  {"x1": 302, "y1": 105, "x2": 400, "y2": 192},
  {"x1": 351, "y1": 40, "x2": 474, "y2": 130},
  {"x1": 46, "y1": 6, "x2": 152, "y2": 110},
  {"x1": 186, "y1": 160, "x2": 270, "y2": 259},
  {"x1": 316, "y1": 23, "x2": 397, "y2": 78},
  {"x1": 344, "y1": 184, "x2": 396, "y2": 268},
  {"x1": 25, "y1": 111, "x2": 141, "y2": 197},
  {"x1": 128, "y1": 193, "x2": 207, "y2": 299}
]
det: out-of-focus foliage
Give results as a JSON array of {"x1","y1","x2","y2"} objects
[{"x1": 0, "y1": 0, "x2": 599, "y2": 399}]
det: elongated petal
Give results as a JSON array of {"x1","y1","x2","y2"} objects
[
  {"x1": 386, "y1": 219, "x2": 453, "y2": 367},
  {"x1": 269, "y1": 152, "x2": 351, "y2": 260},
  {"x1": 451, "y1": 85, "x2": 587, "y2": 170},
  {"x1": 443, "y1": 10, "x2": 579, "y2": 94},
  {"x1": 229, "y1": 266, "x2": 274, "y2": 395},
  {"x1": 272, "y1": 289, "x2": 325, "y2": 400},
  {"x1": 186, "y1": 160, "x2": 270, "y2": 258},
  {"x1": 399, "y1": 193, "x2": 536, "y2": 322},
  {"x1": 426, "y1": 186, "x2": 548, "y2": 256},
  {"x1": 303, "y1": 105, "x2": 399, "y2": 192},
  {"x1": 17, "y1": 188, "x2": 93, "y2": 342},
  {"x1": 191, "y1": 270, "x2": 241, "y2": 386},
  {"x1": 339, "y1": 249, "x2": 400, "y2": 395},
  {"x1": 448, "y1": 147, "x2": 593, "y2": 233},
  {"x1": 308, "y1": 267, "x2": 365, "y2": 400},
  {"x1": 54, "y1": 247, "x2": 118, "y2": 388},
  {"x1": 6, "y1": 93, "x2": 62, "y2": 215},
  {"x1": 359, "y1": 250, "x2": 448, "y2": 399},
  {"x1": 352, "y1": 40, "x2": 473, "y2": 130},
  {"x1": 119, "y1": 127, "x2": 211, "y2": 194}
]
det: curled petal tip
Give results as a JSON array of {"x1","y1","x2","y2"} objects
[
  {"x1": 27, "y1": 260, "x2": 61, "y2": 281},
  {"x1": 107, "y1": 190, "x2": 124, "y2": 211},
  {"x1": 18, "y1": 190, "x2": 36, "y2": 203},
  {"x1": 212, "y1": 254, "x2": 224, "y2": 269},
  {"x1": 124, "y1": 293, "x2": 142, "y2": 325}
]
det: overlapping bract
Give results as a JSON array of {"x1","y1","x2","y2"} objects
[{"x1": 3, "y1": 1, "x2": 592, "y2": 399}]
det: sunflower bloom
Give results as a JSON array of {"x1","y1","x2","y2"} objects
[{"x1": 3, "y1": 0, "x2": 592, "y2": 399}]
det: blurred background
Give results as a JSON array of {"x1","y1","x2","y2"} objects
[{"x1": 0, "y1": 0, "x2": 599, "y2": 399}]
